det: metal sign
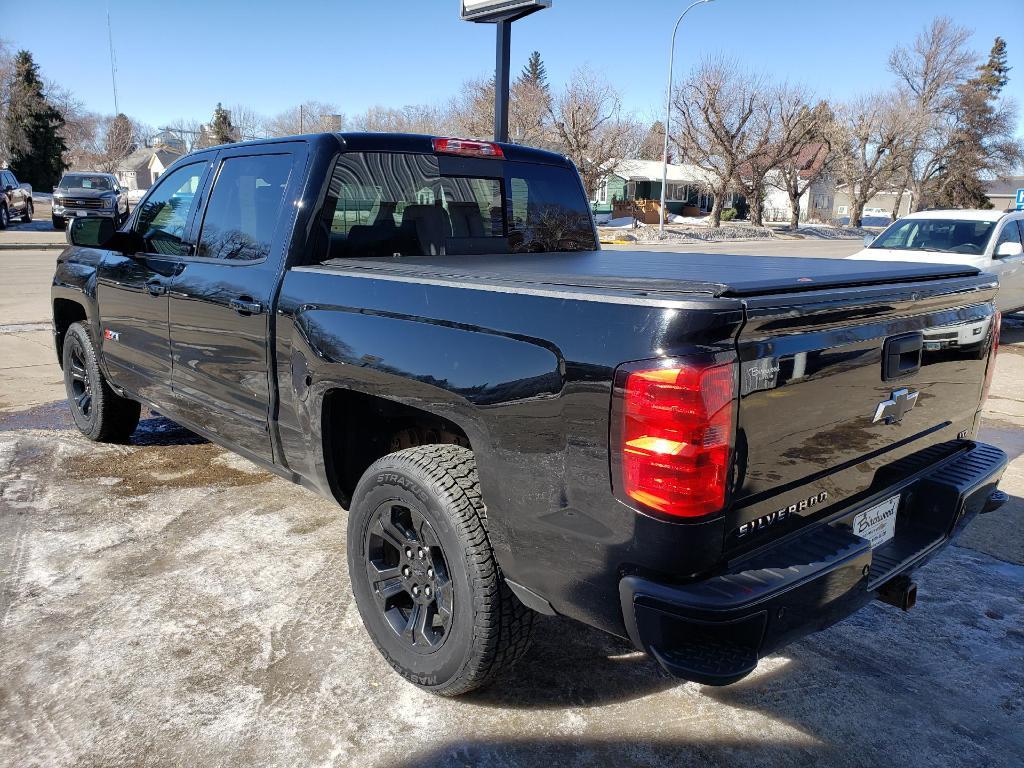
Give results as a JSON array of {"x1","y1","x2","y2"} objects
[
  {"x1": 1016, "y1": 188, "x2": 1024, "y2": 210},
  {"x1": 461, "y1": 0, "x2": 551, "y2": 23}
]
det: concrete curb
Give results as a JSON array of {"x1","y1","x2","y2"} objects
[{"x1": 0, "y1": 243, "x2": 66, "y2": 251}]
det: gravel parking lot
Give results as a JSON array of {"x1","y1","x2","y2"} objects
[{"x1": 2, "y1": 229, "x2": 1023, "y2": 767}]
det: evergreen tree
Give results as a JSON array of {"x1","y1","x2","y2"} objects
[
  {"x1": 934, "y1": 37, "x2": 1016, "y2": 208},
  {"x1": 974, "y1": 37, "x2": 1009, "y2": 96},
  {"x1": 210, "y1": 103, "x2": 236, "y2": 145},
  {"x1": 519, "y1": 51, "x2": 549, "y2": 91},
  {"x1": 3, "y1": 50, "x2": 66, "y2": 188}
]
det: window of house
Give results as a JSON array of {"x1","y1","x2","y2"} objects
[
  {"x1": 595, "y1": 177, "x2": 608, "y2": 204},
  {"x1": 196, "y1": 154, "x2": 292, "y2": 261}
]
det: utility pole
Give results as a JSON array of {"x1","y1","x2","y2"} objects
[
  {"x1": 659, "y1": 0, "x2": 716, "y2": 234},
  {"x1": 107, "y1": 6, "x2": 120, "y2": 115},
  {"x1": 299, "y1": 104, "x2": 304, "y2": 134}
]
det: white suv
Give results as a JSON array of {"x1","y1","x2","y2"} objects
[{"x1": 848, "y1": 209, "x2": 1024, "y2": 313}]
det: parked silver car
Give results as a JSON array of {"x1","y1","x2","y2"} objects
[{"x1": 52, "y1": 172, "x2": 130, "y2": 231}]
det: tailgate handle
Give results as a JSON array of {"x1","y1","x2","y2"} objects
[{"x1": 883, "y1": 333, "x2": 923, "y2": 381}]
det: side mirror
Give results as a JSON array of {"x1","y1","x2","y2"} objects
[
  {"x1": 68, "y1": 217, "x2": 143, "y2": 255},
  {"x1": 995, "y1": 241, "x2": 1023, "y2": 258},
  {"x1": 863, "y1": 234, "x2": 875, "y2": 247},
  {"x1": 69, "y1": 217, "x2": 115, "y2": 248},
  {"x1": 3, "y1": 185, "x2": 12, "y2": 194}
]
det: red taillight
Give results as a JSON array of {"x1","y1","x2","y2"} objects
[
  {"x1": 981, "y1": 311, "x2": 1001, "y2": 405},
  {"x1": 619, "y1": 359, "x2": 736, "y2": 518},
  {"x1": 432, "y1": 137, "x2": 504, "y2": 159}
]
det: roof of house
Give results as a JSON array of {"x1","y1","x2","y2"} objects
[
  {"x1": 608, "y1": 159, "x2": 711, "y2": 184},
  {"x1": 116, "y1": 147, "x2": 183, "y2": 172},
  {"x1": 984, "y1": 176, "x2": 1024, "y2": 197}
]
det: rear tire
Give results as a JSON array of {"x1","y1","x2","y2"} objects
[
  {"x1": 21, "y1": 200, "x2": 32, "y2": 223},
  {"x1": 347, "y1": 445, "x2": 535, "y2": 696},
  {"x1": 62, "y1": 322, "x2": 141, "y2": 442}
]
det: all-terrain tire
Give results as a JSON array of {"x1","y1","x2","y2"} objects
[
  {"x1": 62, "y1": 322, "x2": 141, "y2": 442},
  {"x1": 347, "y1": 444, "x2": 535, "y2": 696},
  {"x1": 21, "y1": 200, "x2": 32, "y2": 223}
]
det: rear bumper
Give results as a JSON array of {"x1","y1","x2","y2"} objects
[{"x1": 619, "y1": 441, "x2": 1009, "y2": 686}]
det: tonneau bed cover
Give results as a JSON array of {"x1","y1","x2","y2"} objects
[{"x1": 319, "y1": 250, "x2": 982, "y2": 298}]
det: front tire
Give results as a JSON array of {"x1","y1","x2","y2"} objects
[
  {"x1": 62, "y1": 322, "x2": 141, "y2": 442},
  {"x1": 347, "y1": 445, "x2": 535, "y2": 696},
  {"x1": 52, "y1": 215, "x2": 66, "y2": 231},
  {"x1": 0, "y1": 204, "x2": 8, "y2": 229},
  {"x1": 21, "y1": 200, "x2": 32, "y2": 223}
]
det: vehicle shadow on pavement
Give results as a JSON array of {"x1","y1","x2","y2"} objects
[
  {"x1": 0, "y1": 400, "x2": 206, "y2": 447},
  {"x1": 464, "y1": 614, "x2": 678, "y2": 708}
]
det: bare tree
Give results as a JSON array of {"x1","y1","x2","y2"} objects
[
  {"x1": 350, "y1": 104, "x2": 448, "y2": 135},
  {"x1": 833, "y1": 92, "x2": 909, "y2": 227},
  {"x1": 446, "y1": 77, "x2": 495, "y2": 140},
  {"x1": 672, "y1": 58, "x2": 763, "y2": 227},
  {"x1": 266, "y1": 101, "x2": 344, "y2": 137},
  {"x1": 768, "y1": 101, "x2": 838, "y2": 229},
  {"x1": 548, "y1": 67, "x2": 639, "y2": 199},
  {"x1": 733, "y1": 85, "x2": 829, "y2": 227},
  {"x1": 509, "y1": 77, "x2": 552, "y2": 147},
  {"x1": 887, "y1": 16, "x2": 978, "y2": 215},
  {"x1": 163, "y1": 119, "x2": 203, "y2": 153},
  {"x1": 227, "y1": 104, "x2": 267, "y2": 140}
]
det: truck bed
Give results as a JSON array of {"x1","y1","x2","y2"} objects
[{"x1": 319, "y1": 250, "x2": 981, "y2": 298}]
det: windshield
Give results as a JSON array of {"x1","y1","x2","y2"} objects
[
  {"x1": 321, "y1": 152, "x2": 596, "y2": 259},
  {"x1": 870, "y1": 218, "x2": 997, "y2": 255},
  {"x1": 58, "y1": 174, "x2": 114, "y2": 191}
]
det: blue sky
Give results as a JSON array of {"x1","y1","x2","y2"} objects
[{"x1": 3, "y1": 0, "x2": 1023, "y2": 136}]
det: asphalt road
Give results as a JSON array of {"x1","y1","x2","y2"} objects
[{"x1": 1, "y1": 230, "x2": 1022, "y2": 768}]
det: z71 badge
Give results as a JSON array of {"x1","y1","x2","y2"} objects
[{"x1": 103, "y1": 328, "x2": 120, "y2": 342}]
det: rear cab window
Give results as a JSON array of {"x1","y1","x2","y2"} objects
[{"x1": 319, "y1": 151, "x2": 595, "y2": 261}]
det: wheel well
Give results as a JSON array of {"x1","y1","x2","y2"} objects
[
  {"x1": 53, "y1": 299, "x2": 87, "y2": 364},
  {"x1": 322, "y1": 389, "x2": 470, "y2": 508}
]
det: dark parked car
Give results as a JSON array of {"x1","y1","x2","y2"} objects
[
  {"x1": 0, "y1": 168, "x2": 33, "y2": 228},
  {"x1": 52, "y1": 172, "x2": 129, "y2": 231},
  {"x1": 52, "y1": 133, "x2": 1009, "y2": 696}
]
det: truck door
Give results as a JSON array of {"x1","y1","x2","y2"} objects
[
  {"x1": 95, "y1": 159, "x2": 212, "y2": 404},
  {"x1": 992, "y1": 220, "x2": 1024, "y2": 313},
  {"x1": 166, "y1": 145, "x2": 300, "y2": 461}
]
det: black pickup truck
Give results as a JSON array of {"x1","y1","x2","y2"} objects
[{"x1": 53, "y1": 133, "x2": 1009, "y2": 696}]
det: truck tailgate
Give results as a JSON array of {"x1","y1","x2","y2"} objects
[{"x1": 727, "y1": 272, "x2": 999, "y2": 555}]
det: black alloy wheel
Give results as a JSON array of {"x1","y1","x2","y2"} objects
[
  {"x1": 65, "y1": 331, "x2": 96, "y2": 428},
  {"x1": 366, "y1": 500, "x2": 454, "y2": 654}
]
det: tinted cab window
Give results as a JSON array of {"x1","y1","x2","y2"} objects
[
  {"x1": 321, "y1": 152, "x2": 595, "y2": 260},
  {"x1": 196, "y1": 154, "x2": 292, "y2": 261}
]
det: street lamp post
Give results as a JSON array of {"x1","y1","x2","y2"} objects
[{"x1": 659, "y1": 0, "x2": 715, "y2": 235}]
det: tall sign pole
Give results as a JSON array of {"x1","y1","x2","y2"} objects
[{"x1": 461, "y1": 1, "x2": 552, "y2": 143}]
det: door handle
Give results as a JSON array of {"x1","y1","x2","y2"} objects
[
  {"x1": 229, "y1": 297, "x2": 263, "y2": 315},
  {"x1": 146, "y1": 280, "x2": 166, "y2": 297}
]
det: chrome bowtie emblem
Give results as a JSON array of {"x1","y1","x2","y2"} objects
[{"x1": 873, "y1": 388, "x2": 919, "y2": 425}]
